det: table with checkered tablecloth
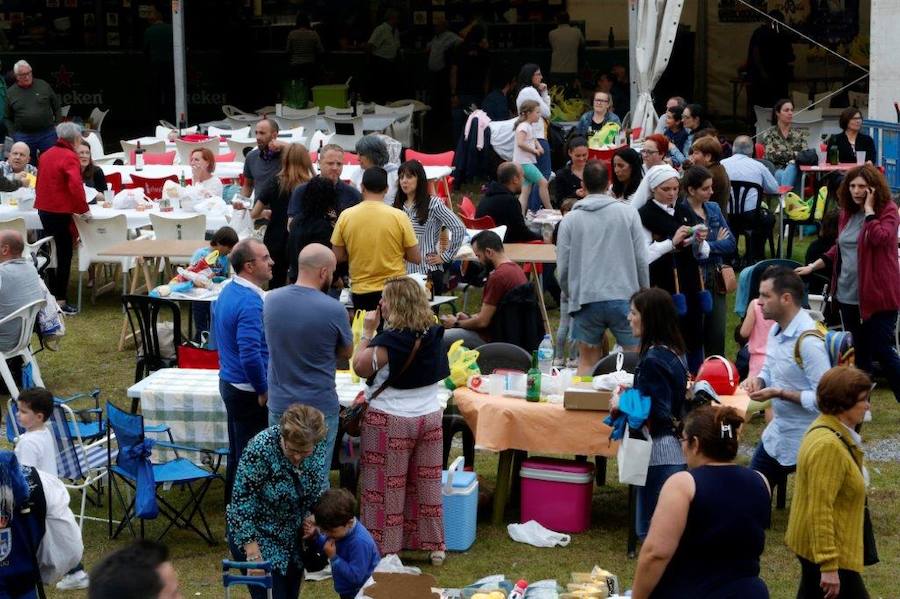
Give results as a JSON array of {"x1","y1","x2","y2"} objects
[{"x1": 127, "y1": 368, "x2": 450, "y2": 463}]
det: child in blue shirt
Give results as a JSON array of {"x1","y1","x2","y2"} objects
[
  {"x1": 192, "y1": 226, "x2": 238, "y2": 341},
  {"x1": 304, "y1": 488, "x2": 380, "y2": 599}
]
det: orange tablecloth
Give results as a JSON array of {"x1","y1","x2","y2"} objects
[
  {"x1": 453, "y1": 388, "x2": 617, "y2": 457},
  {"x1": 453, "y1": 387, "x2": 752, "y2": 455}
]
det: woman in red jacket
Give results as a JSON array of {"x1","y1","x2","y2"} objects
[
  {"x1": 796, "y1": 164, "x2": 900, "y2": 401},
  {"x1": 35, "y1": 122, "x2": 90, "y2": 314}
]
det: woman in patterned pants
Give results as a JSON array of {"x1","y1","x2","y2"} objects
[{"x1": 352, "y1": 276, "x2": 451, "y2": 565}]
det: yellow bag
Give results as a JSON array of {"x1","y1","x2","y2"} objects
[
  {"x1": 444, "y1": 339, "x2": 480, "y2": 390},
  {"x1": 587, "y1": 122, "x2": 621, "y2": 149},
  {"x1": 784, "y1": 191, "x2": 812, "y2": 221},
  {"x1": 349, "y1": 309, "x2": 367, "y2": 383},
  {"x1": 814, "y1": 186, "x2": 828, "y2": 220}
]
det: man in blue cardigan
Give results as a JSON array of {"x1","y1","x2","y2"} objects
[{"x1": 213, "y1": 238, "x2": 273, "y2": 504}]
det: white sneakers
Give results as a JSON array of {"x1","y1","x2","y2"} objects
[{"x1": 56, "y1": 569, "x2": 90, "y2": 591}]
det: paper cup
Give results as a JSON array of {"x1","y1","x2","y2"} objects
[{"x1": 856, "y1": 150, "x2": 866, "y2": 165}]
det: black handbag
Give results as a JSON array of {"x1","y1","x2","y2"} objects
[
  {"x1": 796, "y1": 149, "x2": 819, "y2": 166},
  {"x1": 340, "y1": 337, "x2": 422, "y2": 437},
  {"x1": 809, "y1": 425, "x2": 879, "y2": 565}
]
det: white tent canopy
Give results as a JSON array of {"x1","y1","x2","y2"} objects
[{"x1": 631, "y1": 0, "x2": 685, "y2": 135}]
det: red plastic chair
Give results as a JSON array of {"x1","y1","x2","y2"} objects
[
  {"x1": 460, "y1": 214, "x2": 496, "y2": 230},
  {"x1": 754, "y1": 143, "x2": 766, "y2": 160},
  {"x1": 459, "y1": 196, "x2": 476, "y2": 219},
  {"x1": 129, "y1": 174, "x2": 178, "y2": 200},
  {"x1": 405, "y1": 149, "x2": 455, "y2": 199},
  {"x1": 104, "y1": 172, "x2": 123, "y2": 194},
  {"x1": 342, "y1": 152, "x2": 360, "y2": 165},
  {"x1": 181, "y1": 133, "x2": 211, "y2": 143},
  {"x1": 216, "y1": 151, "x2": 236, "y2": 162}
]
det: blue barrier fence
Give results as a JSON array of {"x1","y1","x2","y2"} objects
[{"x1": 864, "y1": 120, "x2": 900, "y2": 192}]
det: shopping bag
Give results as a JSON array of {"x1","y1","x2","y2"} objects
[{"x1": 617, "y1": 425, "x2": 652, "y2": 486}]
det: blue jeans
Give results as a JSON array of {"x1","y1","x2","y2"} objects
[
  {"x1": 775, "y1": 163, "x2": 800, "y2": 192},
  {"x1": 220, "y1": 380, "x2": 269, "y2": 505},
  {"x1": 269, "y1": 408, "x2": 339, "y2": 489},
  {"x1": 635, "y1": 462, "x2": 686, "y2": 539},
  {"x1": 749, "y1": 442, "x2": 795, "y2": 492},
  {"x1": 13, "y1": 128, "x2": 57, "y2": 165},
  {"x1": 227, "y1": 536, "x2": 304, "y2": 599}
]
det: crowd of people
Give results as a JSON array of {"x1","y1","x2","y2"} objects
[{"x1": 0, "y1": 18, "x2": 894, "y2": 596}]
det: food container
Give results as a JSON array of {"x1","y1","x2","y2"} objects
[
  {"x1": 520, "y1": 457, "x2": 594, "y2": 533},
  {"x1": 442, "y1": 457, "x2": 478, "y2": 551}
]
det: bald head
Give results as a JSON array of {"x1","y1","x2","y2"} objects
[
  {"x1": 297, "y1": 243, "x2": 336, "y2": 292},
  {"x1": 0, "y1": 230, "x2": 25, "y2": 261},
  {"x1": 7, "y1": 142, "x2": 30, "y2": 172}
]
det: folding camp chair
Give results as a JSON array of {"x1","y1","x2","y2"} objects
[{"x1": 106, "y1": 401, "x2": 217, "y2": 545}]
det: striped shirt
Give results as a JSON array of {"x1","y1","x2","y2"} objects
[{"x1": 400, "y1": 196, "x2": 465, "y2": 275}]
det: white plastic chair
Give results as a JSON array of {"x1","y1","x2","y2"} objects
[
  {"x1": 753, "y1": 105, "x2": 772, "y2": 138},
  {"x1": 60, "y1": 105, "x2": 71, "y2": 118},
  {"x1": 380, "y1": 104, "x2": 415, "y2": 147},
  {"x1": 308, "y1": 131, "x2": 334, "y2": 154},
  {"x1": 120, "y1": 140, "x2": 166, "y2": 164},
  {"x1": 281, "y1": 106, "x2": 318, "y2": 119},
  {"x1": 73, "y1": 214, "x2": 131, "y2": 312},
  {"x1": 226, "y1": 138, "x2": 258, "y2": 163},
  {"x1": 84, "y1": 132, "x2": 123, "y2": 166},
  {"x1": 88, "y1": 108, "x2": 109, "y2": 133},
  {"x1": 222, "y1": 104, "x2": 254, "y2": 117},
  {"x1": 324, "y1": 106, "x2": 354, "y2": 117},
  {"x1": 277, "y1": 126, "x2": 305, "y2": 141},
  {"x1": 0, "y1": 218, "x2": 54, "y2": 273},
  {"x1": 323, "y1": 115, "x2": 364, "y2": 151},
  {"x1": 226, "y1": 114, "x2": 260, "y2": 130},
  {"x1": 273, "y1": 116, "x2": 306, "y2": 130},
  {"x1": 0, "y1": 299, "x2": 45, "y2": 398},
  {"x1": 148, "y1": 213, "x2": 207, "y2": 266},
  {"x1": 793, "y1": 108, "x2": 823, "y2": 123},
  {"x1": 173, "y1": 138, "x2": 220, "y2": 165}
]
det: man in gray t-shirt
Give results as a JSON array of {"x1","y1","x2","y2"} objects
[
  {"x1": 0, "y1": 230, "x2": 43, "y2": 351},
  {"x1": 263, "y1": 243, "x2": 353, "y2": 483},
  {"x1": 239, "y1": 118, "x2": 284, "y2": 200}
]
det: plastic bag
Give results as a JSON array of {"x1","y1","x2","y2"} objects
[
  {"x1": 784, "y1": 191, "x2": 812, "y2": 221},
  {"x1": 591, "y1": 352, "x2": 633, "y2": 391},
  {"x1": 444, "y1": 339, "x2": 480, "y2": 390},
  {"x1": 112, "y1": 188, "x2": 151, "y2": 210},
  {"x1": 587, "y1": 122, "x2": 621, "y2": 148},
  {"x1": 617, "y1": 425, "x2": 652, "y2": 486},
  {"x1": 507, "y1": 520, "x2": 571, "y2": 548}
]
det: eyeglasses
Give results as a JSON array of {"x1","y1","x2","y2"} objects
[
  {"x1": 640, "y1": 149, "x2": 659, "y2": 156},
  {"x1": 594, "y1": 98, "x2": 610, "y2": 104},
  {"x1": 15, "y1": 71, "x2": 32, "y2": 78}
]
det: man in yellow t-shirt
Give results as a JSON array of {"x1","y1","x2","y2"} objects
[{"x1": 331, "y1": 166, "x2": 420, "y2": 310}]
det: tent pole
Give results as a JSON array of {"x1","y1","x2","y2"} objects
[
  {"x1": 695, "y1": 0, "x2": 708, "y2": 108},
  {"x1": 628, "y1": 0, "x2": 638, "y2": 119},
  {"x1": 172, "y1": 0, "x2": 188, "y2": 124}
]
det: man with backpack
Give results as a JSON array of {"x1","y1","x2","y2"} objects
[{"x1": 741, "y1": 266, "x2": 831, "y2": 492}]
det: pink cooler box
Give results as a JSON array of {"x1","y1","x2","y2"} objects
[{"x1": 520, "y1": 457, "x2": 594, "y2": 533}]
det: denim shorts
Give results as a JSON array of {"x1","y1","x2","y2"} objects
[{"x1": 570, "y1": 299, "x2": 637, "y2": 347}]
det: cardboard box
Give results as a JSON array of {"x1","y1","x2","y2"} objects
[{"x1": 563, "y1": 383, "x2": 612, "y2": 411}]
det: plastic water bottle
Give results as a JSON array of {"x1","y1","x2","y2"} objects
[
  {"x1": 509, "y1": 580, "x2": 528, "y2": 599},
  {"x1": 537, "y1": 334, "x2": 554, "y2": 374}
]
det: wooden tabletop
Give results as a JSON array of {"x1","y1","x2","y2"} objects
[
  {"x1": 504, "y1": 243, "x2": 557, "y2": 264},
  {"x1": 99, "y1": 239, "x2": 207, "y2": 258}
]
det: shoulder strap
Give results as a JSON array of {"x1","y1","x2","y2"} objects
[
  {"x1": 794, "y1": 329, "x2": 826, "y2": 368},
  {"x1": 369, "y1": 336, "x2": 423, "y2": 402},
  {"x1": 808, "y1": 425, "x2": 862, "y2": 473}
]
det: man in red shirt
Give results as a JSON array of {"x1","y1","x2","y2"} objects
[
  {"x1": 440, "y1": 230, "x2": 527, "y2": 350},
  {"x1": 35, "y1": 122, "x2": 90, "y2": 314}
]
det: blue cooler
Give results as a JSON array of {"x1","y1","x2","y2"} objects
[{"x1": 442, "y1": 456, "x2": 478, "y2": 551}]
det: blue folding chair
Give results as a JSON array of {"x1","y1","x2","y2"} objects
[
  {"x1": 222, "y1": 560, "x2": 273, "y2": 599},
  {"x1": 106, "y1": 401, "x2": 217, "y2": 545}
]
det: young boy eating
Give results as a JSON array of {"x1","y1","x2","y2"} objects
[
  {"x1": 191, "y1": 226, "x2": 239, "y2": 341},
  {"x1": 304, "y1": 488, "x2": 380, "y2": 599}
]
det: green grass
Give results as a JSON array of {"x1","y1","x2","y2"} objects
[{"x1": 12, "y1": 227, "x2": 899, "y2": 598}]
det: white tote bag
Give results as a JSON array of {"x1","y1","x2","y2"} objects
[{"x1": 617, "y1": 425, "x2": 653, "y2": 486}]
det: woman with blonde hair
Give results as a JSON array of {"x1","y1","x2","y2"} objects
[
  {"x1": 352, "y1": 276, "x2": 450, "y2": 565},
  {"x1": 227, "y1": 403, "x2": 329, "y2": 599},
  {"x1": 252, "y1": 143, "x2": 314, "y2": 287}
]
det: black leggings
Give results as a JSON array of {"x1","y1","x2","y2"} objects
[
  {"x1": 39, "y1": 211, "x2": 74, "y2": 302},
  {"x1": 838, "y1": 303, "x2": 900, "y2": 402},
  {"x1": 797, "y1": 556, "x2": 869, "y2": 598}
]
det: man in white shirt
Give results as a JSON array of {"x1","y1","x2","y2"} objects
[
  {"x1": 367, "y1": 10, "x2": 401, "y2": 103},
  {"x1": 548, "y1": 13, "x2": 584, "y2": 85},
  {"x1": 721, "y1": 135, "x2": 780, "y2": 262}
]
